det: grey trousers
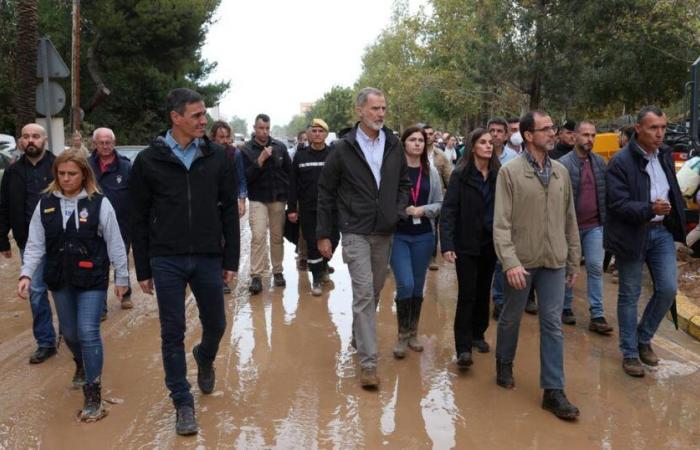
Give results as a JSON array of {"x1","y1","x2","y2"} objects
[{"x1": 341, "y1": 233, "x2": 392, "y2": 369}]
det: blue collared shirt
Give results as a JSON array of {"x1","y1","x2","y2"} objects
[
  {"x1": 637, "y1": 145, "x2": 670, "y2": 222},
  {"x1": 499, "y1": 146, "x2": 519, "y2": 165},
  {"x1": 356, "y1": 126, "x2": 386, "y2": 188},
  {"x1": 165, "y1": 130, "x2": 201, "y2": 170}
]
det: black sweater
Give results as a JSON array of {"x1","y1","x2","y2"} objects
[
  {"x1": 288, "y1": 145, "x2": 332, "y2": 214},
  {"x1": 241, "y1": 138, "x2": 291, "y2": 203}
]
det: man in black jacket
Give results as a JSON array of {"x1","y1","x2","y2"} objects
[
  {"x1": 605, "y1": 106, "x2": 686, "y2": 378},
  {"x1": 241, "y1": 114, "x2": 291, "y2": 294},
  {"x1": 287, "y1": 118, "x2": 338, "y2": 296},
  {"x1": 317, "y1": 87, "x2": 411, "y2": 389},
  {"x1": 0, "y1": 123, "x2": 57, "y2": 364},
  {"x1": 550, "y1": 120, "x2": 576, "y2": 160},
  {"x1": 89, "y1": 127, "x2": 133, "y2": 310},
  {"x1": 129, "y1": 88, "x2": 240, "y2": 436}
]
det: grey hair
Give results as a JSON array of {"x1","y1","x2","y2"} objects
[
  {"x1": 92, "y1": 127, "x2": 115, "y2": 141},
  {"x1": 356, "y1": 87, "x2": 385, "y2": 107}
]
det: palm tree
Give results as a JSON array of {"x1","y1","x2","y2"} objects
[{"x1": 14, "y1": 0, "x2": 38, "y2": 135}]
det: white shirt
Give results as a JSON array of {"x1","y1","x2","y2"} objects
[{"x1": 356, "y1": 126, "x2": 385, "y2": 188}]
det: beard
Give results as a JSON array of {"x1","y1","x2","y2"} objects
[
  {"x1": 23, "y1": 144, "x2": 43, "y2": 158},
  {"x1": 366, "y1": 120, "x2": 384, "y2": 132}
]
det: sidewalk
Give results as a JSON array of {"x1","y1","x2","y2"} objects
[{"x1": 675, "y1": 256, "x2": 700, "y2": 340}]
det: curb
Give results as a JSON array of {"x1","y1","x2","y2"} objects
[{"x1": 669, "y1": 292, "x2": 700, "y2": 341}]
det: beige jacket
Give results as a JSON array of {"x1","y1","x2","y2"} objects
[
  {"x1": 493, "y1": 154, "x2": 581, "y2": 274},
  {"x1": 430, "y1": 145, "x2": 452, "y2": 190}
]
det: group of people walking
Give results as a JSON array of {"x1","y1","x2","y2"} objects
[{"x1": 0, "y1": 86, "x2": 687, "y2": 434}]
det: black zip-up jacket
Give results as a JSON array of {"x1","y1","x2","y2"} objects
[
  {"x1": 0, "y1": 151, "x2": 55, "y2": 250},
  {"x1": 604, "y1": 139, "x2": 686, "y2": 259},
  {"x1": 129, "y1": 134, "x2": 240, "y2": 280},
  {"x1": 440, "y1": 165, "x2": 498, "y2": 255},
  {"x1": 89, "y1": 151, "x2": 132, "y2": 242},
  {"x1": 288, "y1": 145, "x2": 332, "y2": 214},
  {"x1": 316, "y1": 124, "x2": 411, "y2": 238},
  {"x1": 241, "y1": 137, "x2": 291, "y2": 203}
]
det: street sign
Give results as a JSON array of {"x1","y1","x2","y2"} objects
[
  {"x1": 35, "y1": 81, "x2": 66, "y2": 116},
  {"x1": 36, "y1": 38, "x2": 69, "y2": 78}
]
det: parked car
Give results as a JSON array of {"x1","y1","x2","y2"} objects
[{"x1": 115, "y1": 145, "x2": 147, "y2": 162}]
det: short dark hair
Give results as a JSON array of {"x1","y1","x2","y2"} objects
[
  {"x1": 636, "y1": 105, "x2": 664, "y2": 124},
  {"x1": 400, "y1": 125, "x2": 430, "y2": 173},
  {"x1": 166, "y1": 88, "x2": 203, "y2": 123},
  {"x1": 297, "y1": 130, "x2": 307, "y2": 139},
  {"x1": 487, "y1": 117, "x2": 508, "y2": 131},
  {"x1": 421, "y1": 123, "x2": 432, "y2": 131},
  {"x1": 255, "y1": 113, "x2": 270, "y2": 124},
  {"x1": 574, "y1": 120, "x2": 596, "y2": 132},
  {"x1": 507, "y1": 116, "x2": 520, "y2": 124},
  {"x1": 519, "y1": 110, "x2": 549, "y2": 141},
  {"x1": 209, "y1": 120, "x2": 231, "y2": 140},
  {"x1": 620, "y1": 124, "x2": 635, "y2": 140}
]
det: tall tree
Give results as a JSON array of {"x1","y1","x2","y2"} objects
[
  {"x1": 308, "y1": 86, "x2": 354, "y2": 132},
  {"x1": 14, "y1": 0, "x2": 38, "y2": 135},
  {"x1": 228, "y1": 115, "x2": 248, "y2": 136}
]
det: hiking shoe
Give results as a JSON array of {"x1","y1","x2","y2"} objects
[
  {"x1": 492, "y1": 303, "x2": 503, "y2": 321},
  {"x1": 193, "y1": 344, "x2": 215, "y2": 394},
  {"x1": 311, "y1": 281, "x2": 323, "y2": 296},
  {"x1": 72, "y1": 359, "x2": 86, "y2": 389},
  {"x1": 175, "y1": 405, "x2": 199, "y2": 436},
  {"x1": 273, "y1": 273, "x2": 286, "y2": 287},
  {"x1": 249, "y1": 276, "x2": 262, "y2": 294},
  {"x1": 29, "y1": 346, "x2": 56, "y2": 364},
  {"x1": 562, "y1": 309, "x2": 576, "y2": 325},
  {"x1": 359, "y1": 367, "x2": 379, "y2": 389},
  {"x1": 457, "y1": 352, "x2": 473, "y2": 370},
  {"x1": 622, "y1": 358, "x2": 645, "y2": 377},
  {"x1": 588, "y1": 317, "x2": 613, "y2": 335},
  {"x1": 638, "y1": 343, "x2": 659, "y2": 366},
  {"x1": 78, "y1": 382, "x2": 107, "y2": 422},
  {"x1": 542, "y1": 389, "x2": 580, "y2": 421},
  {"x1": 297, "y1": 258, "x2": 308, "y2": 271},
  {"x1": 472, "y1": 340, "x2": 490, "y2": 353},
  {"x1": 496, "y1": 361, "x2": 515, "y2": 388}
]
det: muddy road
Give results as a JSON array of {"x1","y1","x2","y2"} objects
[{"x1": 1, "y1": 223, "x2": 699, "y2": 449}]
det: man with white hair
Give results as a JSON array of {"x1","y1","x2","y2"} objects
[
  {"x1": 89, "y1": 127, "x2": 133, "y2": 310},
  {"x1": 0, "y1": 123, "x2": 58, "y2": 364}
]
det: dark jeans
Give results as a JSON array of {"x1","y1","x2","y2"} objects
[
  {"x1": 19, "y1": 250, "x2": 56, "y2": 348},
  {"x1": 454, "y1": 245, "x2": 497, "y2": 355},
  {"x1": 52, "y1": 287, "x2": 106, "y2": 383},
  {"x1": 151, "y1": 255, "x2": 227, "y2": 407}
]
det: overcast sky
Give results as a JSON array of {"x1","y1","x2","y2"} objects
[{"x1": 201, "y1": 0, "x2": 426, "y2": 131}]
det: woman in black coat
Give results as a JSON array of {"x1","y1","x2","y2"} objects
[{"x1": 440, "y1": 128, "x2": 501, "y2": 369}]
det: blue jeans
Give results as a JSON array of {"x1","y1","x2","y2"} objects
[
  {"x1": 564, "y1": 226, "x2": 604, "y2": 318},
  {"x1": 616, "y1": 226, "x2": 677, "y2": 359},
  {"x1": 492, "y1": 261, "x2": 504, "y2": 306},
  {"x1": 496, "y1": 267, "x2": 566, "y2": 389},
  {"x1": 390, "y1": 232, "x2": 435, "y2": 299},
  {"x1": 20, "y1": 250, "x2": 56, "y2": 348},
  {"x1": 52, "y1": 287, "x2": 106, "y2": 383},
  {"x1": 151, "y1": 255, "x2": 227, "y2": 407}
]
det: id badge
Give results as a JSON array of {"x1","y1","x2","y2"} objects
[{"x1": 412, "y1": 216, "x2": 421, "y2": 225}]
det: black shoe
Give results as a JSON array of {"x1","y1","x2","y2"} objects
[
  {"x1": 638, "y1": 343, "x2": 659, "y2": 366},
  {"x1": 456, "y1": 352, "x2": 473, "y2": 369},
  {"x1": 249, "y1": 276, "x2": 262, "y2": 294},
  {"x1": 472, "y1": 340, "x2": 490, "y2": 353},
  {"x1": 525, "y1": 297, "x2": 538, "y2": 315},
  {"x1": 72, "y1": 359, "x2": 86, "y2": 389},
  {"x1": 273, "y1": 273, "x2": 286, "y2": 287},
  {"x1": 193, "y1": 344, "x2": 215, "y2": 394},
  {"x1": 223, "y1": 283, "x2": 232, "y2": 294},
  {"x1": 492, "y1": 303, "x2": 503, "y2": 321},
  {"x1": 588, "y1": 317, "x2": 613, "y2": 335},
  {"x1": 496, "y1": 360, "x2": 515, "y2": 389},
  {"x1": 622, "y1": 358, "x2": 645, "y2": 377},
  {"x1": 79, "y1": 382, "x2": 107, "y2": 422},
  {"x1": 175, "y1": 405, "x2": 199, "y2": 436},
  {"x1": 29, "y1": 346, "x2": 57, "y2": 364},
  {"x1": 542, "y1": 389, "x2": 580, "y2": 420},
  {"x1": 562, "y1": 308, "x2": 576, "y2": 325}
]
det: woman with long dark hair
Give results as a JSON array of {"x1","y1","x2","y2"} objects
[
  {"x1": 440, "y1": 128, "x2": 501, "y2": 369},
  {"x1": 390, "y1": 126, "x2": 443, "y2": 359}
]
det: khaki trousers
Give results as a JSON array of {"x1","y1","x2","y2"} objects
[{"x1": 249, "y1": 200, "x2": 285, "y2": 277}]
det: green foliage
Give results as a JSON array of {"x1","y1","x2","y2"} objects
[
  {"x1": 228, "y1": 115, "x2": 247, "y2": 136},
  {"x1": 307, "y1": 86, "x2": 354, "y2": 132},
  {"x1": 0, "y1": 0, "x2": 17, "y2": 133}
]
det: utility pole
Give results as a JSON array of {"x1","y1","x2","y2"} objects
[{"x1": 70, "y1": 0, "x2": 81, "y2": 132}]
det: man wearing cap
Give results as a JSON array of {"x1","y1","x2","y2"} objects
[
  {"x1": 287, "y1": 119, "x2": 338, "y2": 296},
  {"x1": 551, "y1": 120, "x2": 576, "y2": 160}
]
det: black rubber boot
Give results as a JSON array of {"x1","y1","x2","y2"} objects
[
  {"x1": 407, "y1": 297, "x2": 424, "y2": 352},
  {"x1": 79, "y1": 382, "x2": 107, "y2": 422},
  {"x1": 393, "y1": 299, "x2": 412, "y2": 359},
  {"x1": 496, "y1": 360, "x2": 515, "y2": 389}
]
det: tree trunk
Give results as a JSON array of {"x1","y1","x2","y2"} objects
[{"x1": 14, "y1": 0, "x2": 38, "y2": 135}]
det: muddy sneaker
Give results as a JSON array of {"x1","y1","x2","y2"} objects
[
  {"x1": 638, "y1": 343, "x2": 659, "y2": 366},
  {"x1": 562, "y1": 308, "x2": 576, "y2": 325},
  {"x1": 78, "y1": 382, "x2": 107, "y2": 422},
  {"x1": 193, "y1": 344, "x2": 215, "y2": 394},
  {"x1": 542, "y1": 389, "x2": 580, "y2": 421},
  {"x1": 472, "y1": 340, "x2": 490, "y2": 353},
  {"x1": 29, "y1": 346, "x2": 57, "y2": 364},
  {"x1": 457, "y1": 352, "x2": 473, "y2": 370},
  {"x1": 359, "y1": 367, "x2": 379, "y2": 389},
  {"x1": 175, "y1": 405, "x2": 199, "y2": 436},
  {"x1": 622, "y1": 358, "x2": 645, "y2": 377},
  {"x1": 496, "y1": 360, "x2": 515, "y2": 389},
  {"x1": 72, "y1": 359, "x2": 86, "y2": 389},
  {"x1": 588, "y1": 317, "x2": 613, "y2": 335},
  {"x1": 273, "y1": 273, "x2": 286, "y2": 287},
  {"x1": 311, "y1": 281, "x2": 323, "y2": 296},
  {"x1": 249, "y1": 276, "x2": 262, "y2": 295}
]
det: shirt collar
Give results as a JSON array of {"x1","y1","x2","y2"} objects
[
  {"x1": 635, "y1": 143, "x2": 658, "y2": 161},
  {"x1": 356, "y1": 125, "x2": 384, "y2": 144},
  {"x1": 523, "y1": 149, "x2": 551, "y2": 170},
  {"x1": 165, "y1": 129, "x2": 200, "y2": 152}
]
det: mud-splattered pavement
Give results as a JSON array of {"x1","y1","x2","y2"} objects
[{"x1": 1, "y1": 220, "x2": 700, "y2": 449}]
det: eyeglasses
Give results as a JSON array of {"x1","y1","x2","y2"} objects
[{"x1": 532, "y1": 126, "x2": 555, "y2": 134}]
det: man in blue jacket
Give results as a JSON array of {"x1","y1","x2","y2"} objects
[
  {"x1": 604, "y1": 106, "x2": 686, "y2": 378},
  {"x1": 89, "y1": 128, "x2": 133, "y2": 310}
]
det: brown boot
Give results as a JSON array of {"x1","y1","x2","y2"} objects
[
  {"x1": 359, "y1": 367, "x2": 379, "y2": 389},
  {"x1": 638, "y1": 343, "x2": 659, "y2": 366},
  {"x1": 622, "y1": 358, "x2": 645, "y2": 377},
  {"x1": 407, "y1": 297, "x2": 424, "y2": 352},
  {"x1": 393, "y1": 299, "x2": 411, "y2": 359}
]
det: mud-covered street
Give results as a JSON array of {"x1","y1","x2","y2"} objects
[{"x1": 1, "y1": 222, "x2": 700, "y2": 449}]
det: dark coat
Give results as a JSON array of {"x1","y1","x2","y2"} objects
[
  {"x1": 604, "y1": 139, "x2": 686, "y2": 259},
  {"x1": 288, "y1": 145, "x2": 332, "y2": 214},
  {"x1": 0, "y1": 151, "x2": 55, "y2": 250},
  {"x1": 129, "y1": 135, "x2": 240, "y2": 280},
  {"x1": 316, "y1": 124, "x2": 411, "y2": 238},
  {"x1": 89, "y1": 151, "x2": 132, "y2": 241},
  {"x1": 440, "y1": 165, "x2": 497, "y2": 255},
  {"x1": 240, "y1": 137, "x2": 291, "y2": 203},
  {"x1": 558, "y1": 150, "x2": 607, "y2": 224}
]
